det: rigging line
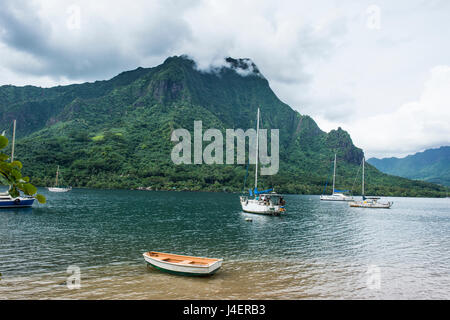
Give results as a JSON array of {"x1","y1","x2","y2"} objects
[
  {"x1": 322, "y1": 159, "x2": 335, "y2": 195},
  {"x1": 243, "y1": 160, "x2": 249, "y2": 193},
  {"x1": 257, "y1": 109, "x2": 273, "y2": 189},
  {"x1": 242, "y1": 120, "x2": 251, "y2": 193},
  {"x1": 257, "y1": 108, "x2": 275, "y2": 190},
  {"x1": 350, "y1": 158, "x2": 363, "y2": 195}
]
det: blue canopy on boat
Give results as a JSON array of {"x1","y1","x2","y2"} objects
[
  {"x1": 249, "y1": 188, "x2": 273, "y2": 196},
  {"x1": 255, "y1": 188, "x2": 273, "y2": 195},
  {"x1": 334, "y1": 189, "x2": 349, "y2": 193}
]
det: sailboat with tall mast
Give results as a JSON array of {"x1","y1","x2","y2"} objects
[
  {"x1": 320, "y1": 154, "x2": 354, "y2": 201},
  {"x1": 239, "y1": 108, "x2": 286, "y2": 215},
  {"x1": 349, "y1": 157, "x2": 393, "y2": 208},
  {"x1": 0, "y1": 120, "x2": 36, "y2": 208},
  {"x1": 48, "y1": 165, "x2": 72, "y2": 192}
]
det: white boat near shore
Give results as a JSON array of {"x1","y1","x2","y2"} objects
[{"x1": 143, "y1": 251, "x2": 223, "y2": 276}]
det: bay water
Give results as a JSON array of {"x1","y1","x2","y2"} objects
[{"x1": 0, "y1": 189, "x2": 449, "y2": 299}]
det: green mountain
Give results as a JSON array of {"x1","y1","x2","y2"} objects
[
  {"x1": 368, "y1": 146, "x2": 450, "y2": 186},
  {"x1": 0, "y1": 55, "x2": 446, "y2": 197}
]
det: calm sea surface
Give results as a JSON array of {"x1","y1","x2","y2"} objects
[{"x1": 0, "y1": 189, "x2": 449, "y2": 299}]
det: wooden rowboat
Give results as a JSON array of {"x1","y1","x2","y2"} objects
[{"x1": 143, "y1": 251, "x2": 223, "y2": 276}]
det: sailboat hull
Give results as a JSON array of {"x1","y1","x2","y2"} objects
[
  {"x1": 348, "y1": 157, "x2": 394, "y2": 209},
  {"x1": 320, "y1": 194, "x2": 354, "y2": 201},
  {"x1": 240, "y1": 197, "x2": 285, "y2": 215},
  {"x1": 349, "y1": 200, "x2": 393, "y2": 209},
  {"x1": 48, "y1": 187, "x2": 72, "y2": 192}
]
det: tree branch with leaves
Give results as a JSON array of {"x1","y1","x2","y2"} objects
[{"x1": 0, "y1": 135, "x2": 46, "y2": 203}]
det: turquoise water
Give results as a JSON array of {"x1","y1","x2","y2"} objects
[{"x1": 0, "y1": 189, "x2": 449, "y2": 299}]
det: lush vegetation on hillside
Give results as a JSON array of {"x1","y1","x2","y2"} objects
[{"x1": 0, "y1": 56, "x2": 447, "y2": 197}]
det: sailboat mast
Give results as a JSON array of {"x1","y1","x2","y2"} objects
[
  {"x1": 362, "y1": 157, "x2": 365, "y2": 196},
  {"x1": 254, "y1": 108, "x2": 260, "y2": 190},
  {"x1": 11, "y1": 120, "x2": 16, "y2": 163},
  {"x1": 332, "y1": 154, "x2": 336, "y2": 193},
  {"x1": 55, "y1": 165, "x2": 59, "y2": 187}
]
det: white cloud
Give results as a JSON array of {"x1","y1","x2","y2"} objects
[
  {"x1": 348, "y1": 65, "x2": 450, "y2": 158},
  {"x1": 0, "y1": 0, "x2": 195, "y2": 80},
  {"x1": 0, "y1": 0, "x2": 449, "y2": 157}
]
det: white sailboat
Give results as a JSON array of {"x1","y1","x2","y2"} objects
[
  {"x1": 349, "y1": 157, "x2": 393, "y2": 209},
  {"x1": 239, "y1": 108, "x2": 286, "y2": 215},
  {"x1": 48, "y1": 165, "x2": 72, "y2": 192},
  {"x1": 320, "y1": 154, "x2": 354, "y2": 201}
]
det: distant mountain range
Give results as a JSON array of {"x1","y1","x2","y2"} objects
[
  {"x1": 368, "y1": 146, "x2": 450, "y2": 186},
  {"x1": 0, "y1": 55, "x2": 446, "y2": 197}
]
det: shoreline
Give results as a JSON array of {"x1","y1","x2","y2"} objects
[{"x1": 14, "y1": 186, "x2": 447, "y2": 199}]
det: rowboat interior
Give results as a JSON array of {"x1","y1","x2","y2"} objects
[{"x1": 144, "y1": 251, "x2": 220, "y2": 266}]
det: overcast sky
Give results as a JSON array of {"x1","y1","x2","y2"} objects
[{"x1": 0, "y1": 0, "x2": 449, "y2": 158}]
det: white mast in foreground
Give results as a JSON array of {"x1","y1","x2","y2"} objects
[
  {"x1": 254, "y1": 107, "x2": 260, "y2": 191},
  {"x1": 362, "y1": 156, "x2": 365, "y2": 196},
  {"x1": 332, "y1": 153, "x2": 336, "y2": 193},
  {"x1": 11, "y1": 120, "x2": 16, "y2": 163}
]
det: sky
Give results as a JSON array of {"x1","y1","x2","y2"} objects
[{"x1": 0, "y1": 0, "x2": 449, "y2": 158}]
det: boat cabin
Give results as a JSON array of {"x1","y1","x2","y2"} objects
[{"x1": 258, "y1": 193, "x2": 286, "y2": 206}]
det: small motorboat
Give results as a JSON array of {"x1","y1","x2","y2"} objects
[
  {"x1": 0, "y1": 192, "x2": 35, "y2": 208},
  {"x1": 143, "y1": 251, "x2": 223, "y2": 276}
]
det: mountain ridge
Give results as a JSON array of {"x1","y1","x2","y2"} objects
[
  {"x1": 368, "y1": 146, "x2": 450, "y2": 186},
  {"x1": 0, "y1": 55, "x2": 446, "y2": 197}
]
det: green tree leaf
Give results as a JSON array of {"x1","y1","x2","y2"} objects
[
  {"x1": 0, "y1": 136, "x2": 8, "y2": 149},
  {"x1": 22, "y1": 183, "x2": 37, "y2": 196},
  {"x1": 11, "y1": 160, "x2": 23, "y2": 169},
  {"x1": 0, "y1": 139, "x2": 46, "y2": 204},
  {"x1": 35, "y1": 194, "x2": 46, "y2": 204}
]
